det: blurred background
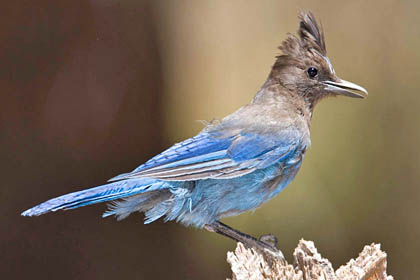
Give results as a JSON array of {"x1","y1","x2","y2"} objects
[{"x1": 2, "y1": 0, "x2": 419, "y2": 279}]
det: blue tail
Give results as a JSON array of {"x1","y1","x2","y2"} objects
[{"x1": 21, "y1": 178, "x2": 160, "y2": 217}]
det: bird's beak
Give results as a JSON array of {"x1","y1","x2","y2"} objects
[{"x1": 322, "y1": 78, "x2": 368, "y2": 98}]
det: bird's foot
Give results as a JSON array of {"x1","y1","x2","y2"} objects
[
  {"x1": 259, "y1": 233, "x2": 278, "y2": 248},
  {"x1": 258, "y1": 234, "x2": 285, "y2": 264},
  {"x1": 205, "y1": 221, "x2": 285, "y2": 263}
]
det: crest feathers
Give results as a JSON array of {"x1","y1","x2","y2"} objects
[
  {"x1": 278, "y1": 11, "x2": 326, "y2": 58},
  {"x1": 298, "y1": 11, "x2": 326, "y2": 55}
]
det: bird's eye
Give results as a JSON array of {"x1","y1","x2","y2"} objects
[{"x1": 307, "y1": 67, "x2": 318, "y2": 78}]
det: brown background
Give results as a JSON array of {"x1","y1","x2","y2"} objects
[{"x1": 2, "y1": 0, "x2": 420, "y2": 279}]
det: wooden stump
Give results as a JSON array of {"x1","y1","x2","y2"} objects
[{"x1": 227, "y1": 239, "x2": 393, "y2": 280}]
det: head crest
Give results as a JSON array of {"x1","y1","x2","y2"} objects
[
  {"x1": 298, "y1": 11, "x2": 326, "y2": 54},
  {"x1": 279, "y1": 11, "x2": 326, "y2": 57}
]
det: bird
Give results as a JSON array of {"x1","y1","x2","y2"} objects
[{"x1": 22, "y1": 11, "x2": 367, "y2": 251}]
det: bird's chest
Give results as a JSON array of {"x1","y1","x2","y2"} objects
[{"x1": 260, "y1": 146, "x2": 306, "y2": 198}]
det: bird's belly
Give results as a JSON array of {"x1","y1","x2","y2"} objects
[{"x1": 178, "y1": 159, "x2": 303, "y2": 227}]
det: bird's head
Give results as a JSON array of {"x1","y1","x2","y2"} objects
[{"x1": 269, "y1": 11, "x2": 367, "y2": 107}]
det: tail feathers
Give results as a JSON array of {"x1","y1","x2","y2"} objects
[
  {"x1": 21, "y1": 178, "x2": 160, "y2": 217},
  {"x1": 102, "y1": 190, "x2": 171, "y2": 220}
]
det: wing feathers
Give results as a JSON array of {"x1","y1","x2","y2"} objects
[
  {"x1": 117, "y1": 159, "x2": 236, "y2": 181},
  {"x1": 109, "y1": 130, "x2": 302, "y2": 182}
]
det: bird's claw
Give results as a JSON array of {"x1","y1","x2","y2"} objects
[{"x1": 259, "y1": 234, "x2": 278, "y2": 248}]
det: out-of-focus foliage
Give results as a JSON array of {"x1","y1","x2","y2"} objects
[{"x1": 2, "y1": 1, "x2": 419, "y2": 279}]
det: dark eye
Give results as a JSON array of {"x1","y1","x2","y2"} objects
[{"x1": 307, "y1": 67, "x2": 318, "y2": 78}]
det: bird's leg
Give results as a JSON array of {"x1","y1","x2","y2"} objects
[{"x1": 205, "y1": 221, "x2": 285, "y2": 261}]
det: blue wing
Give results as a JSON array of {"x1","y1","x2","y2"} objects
[{"x1": 109, "y1": 129, "x2": 302, "y2": 182}]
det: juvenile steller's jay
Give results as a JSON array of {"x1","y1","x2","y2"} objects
[{"x1": 22, "y1": 11, "x2": 367, "y2": 251}]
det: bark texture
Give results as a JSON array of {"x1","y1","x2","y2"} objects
[{"x1": 227, "y1": 239, "x2": 393, "y2": 280}]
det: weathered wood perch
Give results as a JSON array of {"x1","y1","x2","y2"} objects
[{"x1": 227, "y1": 239, "x2": 393, "y2": 280}]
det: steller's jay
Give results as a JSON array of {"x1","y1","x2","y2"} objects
[{"x1": 22, "y1": 11, "x2": 367, "y2": 251}]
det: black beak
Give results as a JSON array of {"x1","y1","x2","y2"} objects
[{"x1": 322, "y1": 78, "x2": 368, "y2": 98}]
